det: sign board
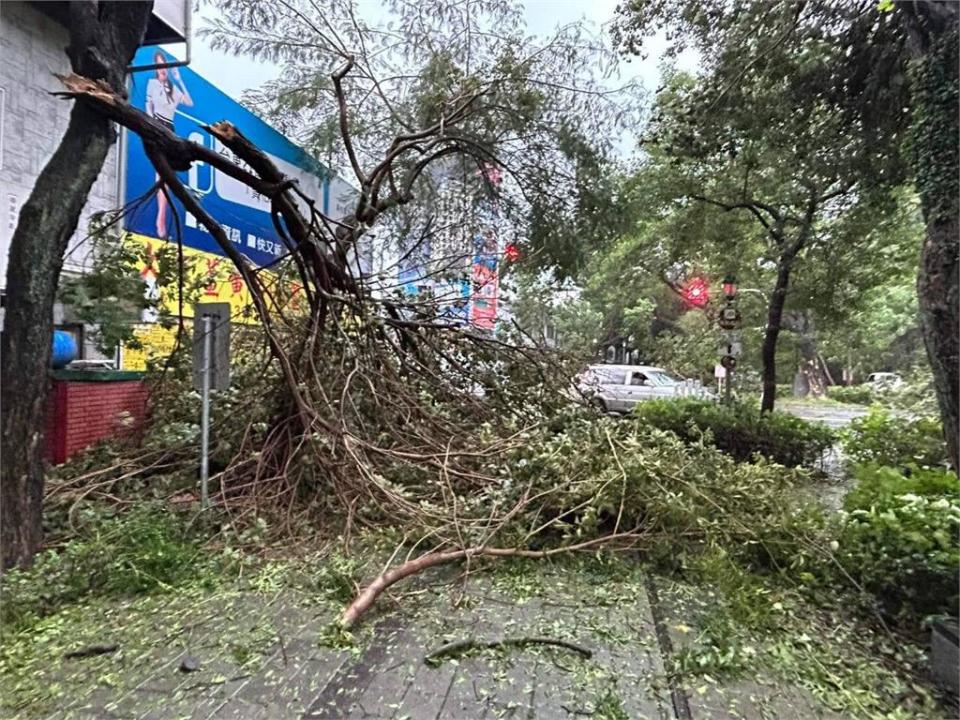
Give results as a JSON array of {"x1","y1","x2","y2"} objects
[
  {"x1": 192, "y1": 302, "x2": 231, "y2": 391},
  {"x1": 124, "y1": 47, "x2": 358, "y2": 269},
  {"x1": 714, "y1": 364, "x2": 727, "y2": 379},
  {"x1": 719, "y1": 340, "x2": 743, "y2": 358},
  {"x1": 718, "y1": 306, "x2": 742, "y2": 331}
]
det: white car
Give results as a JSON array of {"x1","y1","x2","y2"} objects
[
  {"x1": 576, "y1": 364, "x2": 713, "y2": 413},
  {"x1": 865, "y1": 372, "x2": 904, "y2": 388}
]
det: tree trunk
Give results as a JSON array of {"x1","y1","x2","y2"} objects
[
  {"x1": 918, "y1": 215, "x2": 959, "y2": 470},
  {"x1": 0, "y1": 2, "x2": 152, "y2": 569},
  {"x1": 759, "y1": 255, "x2": 794, "y2": 413},
  {"x1": 908, "y1": 11, "x2": 959, "y2": 470}
]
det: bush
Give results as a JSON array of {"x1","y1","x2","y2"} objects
[
  {"x1": 0, "y1": 507, "x2": 203, "y2": 631},
  {"x1": 490, "y1": 417, "x2": 827, "y2": 575},
  {"x1": 842, "y1": 407, "x2": 947, "y2": 469},
  {"x1": 775, "y1": 384, "x2": 794, "y2": 399},
  {"x1": 826, "y1": 385, "x2": 874, "y2": 405},
  {"x1": 837, "y1": 464, "x2": 960, "y2": 620},
  {"x1": 632, "y1": 399, "x2": 835, "y2": 467}
]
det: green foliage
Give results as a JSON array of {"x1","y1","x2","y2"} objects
[
  {"x1": 493, "y1": 417, "x2": 826, "y2": 576},
  {"x1": 632, "y1": 399, "x2": 835, "y2": 467},
  {"x1": 506, "y1": 272, "x2": 603, "y2": 358},
  {"x1": 1, "y1": 507, "x2": 204, "y2": 631},
  {"x1": 907, "y1": 20, "x2": 960, "y2": 224},
  {"x1": 838, "y1": 463, "x2": 960, "y2": 619},
  {"x1": 842, "y1": 407, "x2": 947, "y2": 468},
  {"x1": 312, "y1": 553, "x2": 363, "y2": 604},
  {"x1": 58, "y1": 216, "x2": 207, "y2": 355},
  {"x1": 58, "y1": 220, "x2": 153, "y2": 355},
  {"x1": 826, "y1": 385, "x2": 874, "y2": 405}
]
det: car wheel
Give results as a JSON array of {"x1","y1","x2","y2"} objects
[{"x1": 592, "y1": 398, "x2": 608, "y2": 413}]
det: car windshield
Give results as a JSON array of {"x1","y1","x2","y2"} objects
[
  {"x1": 646, "y1": 371, "x2": 680, "y2": 387},
  {"x1": 581, "y1": 368, "x2": 622, "y2": 386}
]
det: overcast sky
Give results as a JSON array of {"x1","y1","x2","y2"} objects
[
  {"x1": 173, "y1": 0, "x2": 694, "y2": 158},
  {"x1": 186, "y1": 2, "x2": 685, "y2": 100}
]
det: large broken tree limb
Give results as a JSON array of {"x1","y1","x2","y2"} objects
[{"x1": 339, "y1": 532, "x2": 646, "y2": 629}]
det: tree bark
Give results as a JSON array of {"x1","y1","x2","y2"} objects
[
  {"x1": 0, "y1": 2, "x2": 152, "y2": 569},
  {"x1": 907, "y1": 8, "x2": 959, "y2": 470},
  {"x1": 783, "y1": 311, "x2": 826, "y2": 398},
  {"x1": 918, "y1": 215, "x2": 959, "y2": 470},
  {"x1": 759, "y1": 255, "x2": 793, "y2": 413}
]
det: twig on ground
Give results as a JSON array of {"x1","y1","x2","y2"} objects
[
  {"x1": 424, "y1": 636, "x2": 592, "y2": 665},
  {"x1": 64, "y1": 644, "x2": 119, "y2": 659}
]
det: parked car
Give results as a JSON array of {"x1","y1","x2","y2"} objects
[
  {"x1": 865, "y1": 372, "x2": 904, "y2": 388},
  {"x1": 576, "y1": 364, "x2": 714, "y2": 413}
]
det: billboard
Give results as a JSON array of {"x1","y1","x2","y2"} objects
[
  {"x1": 469, "y1": 196, "x2": 500, "y2": 330},
  {"x1": 123, "y1": 46, "x2": 356, "y2": 268}
]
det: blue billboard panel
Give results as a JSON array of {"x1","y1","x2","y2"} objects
[{"x1": 123, "y1": 47, "x2": 355, "y2": 267}]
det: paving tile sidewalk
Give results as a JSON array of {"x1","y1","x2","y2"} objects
[{"x1": 22, "y1": 563, "x2": 864, "y2": 720}]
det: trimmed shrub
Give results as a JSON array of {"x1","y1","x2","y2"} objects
[
  {"x1": 775, "y1": 384, "x2": 794, "y2": 399},
  {"x1": 632, "y1": 399, "x2": 835, "y2": 467},
  {"x1": 842, "y1": 407, "x2": 947, "y2": 469},
  {"x1": 838, "y1": 464, "x2": 960, "y2": 620},
  {"x1": 826, "y1": 385, "x2": 874, "y2": 405}
]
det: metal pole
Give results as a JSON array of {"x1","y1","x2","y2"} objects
[
  {"x1": 200, "y1": 314, "x2": 212, "y2": 510},
  {"x1": 725, "y1": 367, "x2": 733, "y2": 406}
]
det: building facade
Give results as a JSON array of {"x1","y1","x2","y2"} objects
[{"x1": 0, "y1": 0, "x2": 187, "y2": 359}]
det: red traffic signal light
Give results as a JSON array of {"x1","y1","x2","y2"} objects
[
  {"x1": 504, "y1": 244, "x2": 521, "y2": 263},
  {"x1": 680, "y1": 276, "x2": 709, "y2": 308},
  {"x1": 722, "y1": 274, "x2": 737, "y2": 300}
]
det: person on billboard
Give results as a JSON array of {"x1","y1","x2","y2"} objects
[{"x1": 146, "y1": 51, "x2": 193, "y2": 239}]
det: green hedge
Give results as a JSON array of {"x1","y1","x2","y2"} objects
[
  {"x1": 632, "y1": 399, "x2": 835, "y2": 467},
  {"x1": 838, "y1": 464, "x2": 959, "y2": 620},
  {"x1": 826, "y1": 385, "x2": 874, "y2": 405},
  {"x1": 842, "y1": 407, "x2": 947, "y2": 469}
]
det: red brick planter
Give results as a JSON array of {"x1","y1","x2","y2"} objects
[{"x1": 45, "y1": 370, "x2": 148, "y2": 464}]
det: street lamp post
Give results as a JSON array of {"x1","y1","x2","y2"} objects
[{"x1": 717, "y1": 274, "x2": 741, "y2": 406}]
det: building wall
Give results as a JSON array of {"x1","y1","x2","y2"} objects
[
  {"x1": 0, "y1": 1, "x2": 121, "y2": 288},
  {"x1": 0, "y1": 1, "x2": 122, "y2": 359}
]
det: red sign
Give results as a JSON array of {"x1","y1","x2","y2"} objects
[{"x1": 470, "y1": 263, "x2": 499, "y2": 330}]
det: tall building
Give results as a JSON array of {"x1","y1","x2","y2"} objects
[{"x1": 394, "y1": 159, "x2": 510, "y2": 329}]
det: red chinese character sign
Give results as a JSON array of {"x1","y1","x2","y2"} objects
[{"x1": 468, "y1": 164, "x2": 504, "y2": 330}]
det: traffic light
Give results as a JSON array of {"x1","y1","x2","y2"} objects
[
  {"x1": 503, "y1": 243, "x2": 521, "y2": 263},
  {"x1": 722, "y1": 274, "x2": 737, "y2": 301},
  {"x1": 680, "y1": 276, "x2": 709, "y2": 308}
]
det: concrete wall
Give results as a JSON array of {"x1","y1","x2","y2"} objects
[{"x1": 0, "y1": 1, "x2": 121, "y2": 288}]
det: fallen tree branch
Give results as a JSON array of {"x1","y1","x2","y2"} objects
[
  {"x1": 64, "y1": 644, "x2": 119, "y2": 659},
  {"x1": 424, "y1": 636, "x2": 592, "y2": 665},
  {"x1": 339, "y1": 532, "x2": 645, "y2": 629}
]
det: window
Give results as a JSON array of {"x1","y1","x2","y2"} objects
[
  {"x1": 647, "y1": 371, "x2": 680, "y2": 387},
  {"x1": 630, "y1": 372, "x2": 647, "y2": 386}
]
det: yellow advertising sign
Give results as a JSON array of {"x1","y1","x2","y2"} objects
[
  {"x1": 121, "y1": 322, "x2": 180, "y2": 372},
  {"x1": 120, "y1": 233, "x2": 309, "y2": 371},
  {"x1": 126, "y1": 232, "x2": 259, "y2": 322}
]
